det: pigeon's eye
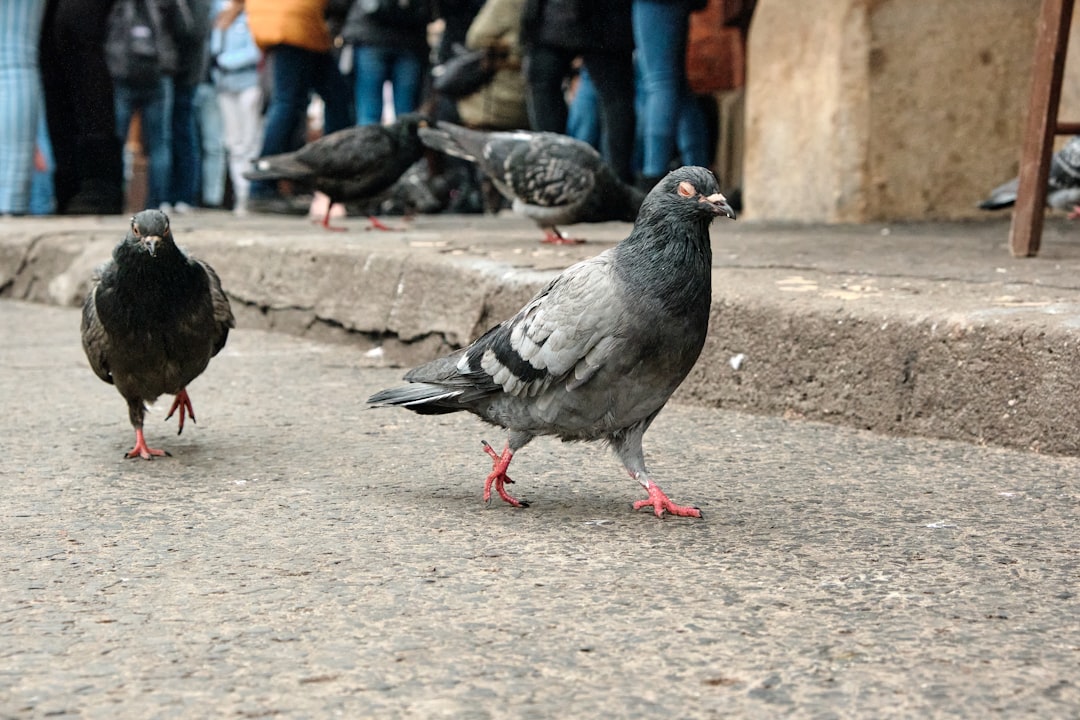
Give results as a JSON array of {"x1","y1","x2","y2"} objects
[
  {"x1": 677, "y1": 181, "x2": 695, "y2": 198},
  {"x1": 131, "y1": 222, "x2": 140, "y2": 237}
]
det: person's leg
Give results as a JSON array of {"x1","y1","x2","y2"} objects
[
  {"x1": 675, "y1": 92, "x2": 710, "y2": 168},
  {"x1": 566, "y1": 66, "x2": 600, "y2": 148},
  {"x1": 0, "y1": 0, "x2": 46, "y2": 214},
  {"x1": 195, "y1": 82, "x2": 226, "y2": 207},
  {"x1": 523, "y1": 44, "x2": 571, "y2": 133},
  {"x1": 169, "y1": 81, "x2": 199, "y2": 207},
  {"x1": 312, "y1": 50, "x2": 351, "y2": 132},
  {"x1": 222, "y1": 84, "x2": 264, "y2": 212},
  {"x1": 48, "y1": 0, "x2": 122, "y2": 213},
  {"x1": 353, "y1": 45, "x2": 390, "y2": 126},
  {"x1": 252, "y1": 45, "x2": 310, "y2": 198},
  {"x1": 583, "y1": 50, "x2": 636, "y2": 183},
  {"x1": 632, "y1": 0, "x2": 687, "y2": 179},
  {"x1": 389, "y1": 49, "x2": 425, "y2": 119},
  {"x1": 140, "y1": 77, "x2": 174, "y2": 209}
]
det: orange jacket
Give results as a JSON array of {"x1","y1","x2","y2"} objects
[{"x1": 245, "y1": 0, "x2": 332, "y2": 53}]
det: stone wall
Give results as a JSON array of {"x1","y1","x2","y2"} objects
[{"x1": 743, "y1": 0, "x2": 1045, "y2": 222}]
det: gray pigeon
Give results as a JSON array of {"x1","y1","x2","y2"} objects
[
  {"x1": 81, "y1": 209, "x2": 235, "y2": 459},
  {"x1": 244, "y1": 113, "x2": 429, "y2": 230},
  {"x1": 980, "y1": 135, "x2": 1080, "y2": 215},
  {"x1": 418, "y1": 121, "x2": 645, "y2": 244},
  {"x1": 368, "y1": 167, "x2": 734, "y2": 517}
]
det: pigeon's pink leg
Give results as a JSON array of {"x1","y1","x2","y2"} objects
[
  {"x1": 481, "y1": 440, "x2": 528, "y2": 508},
  {"x1": 632, "y1": 479, "x2": 702, "y2": 519},
  {"x1": 125, "y1": 428, "x2": 170, "y2": 460},
  {"x1": 1069, "y1": 205, "x2": 1080, "y2": 220},
  {"x1": 164, "y1": 388, "x2": 196, "y2": 435},
  {"x1": 540, "y1": 227, "x2": 586, "y2": 245},
  {"x1": 319, "y1": 206, "x2": 348, "y2": 232},
  {"x1": 366, "y1": 216, "x2": 404, "y2": 232}
]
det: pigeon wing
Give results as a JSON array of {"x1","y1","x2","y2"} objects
[
  {"x1": 197, "y1": 259, "x2": 235, "y2": 357},
  {"x1": 80, "y1": 280, "x2": 113, "y2": 385},
  {"x1": 452, "y1": 251, "x2": 622, "y2": 399}
]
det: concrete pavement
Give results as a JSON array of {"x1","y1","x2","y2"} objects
[
  {"x1": 1, "y1": 301, "x2": 1078, "y2": 718},
  {"x1": 2, "y1": 210, "x2": 1080, "y2": 458}
]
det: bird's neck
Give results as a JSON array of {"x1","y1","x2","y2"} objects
[{"x1": 615, "y1": 219, "x2": 713, "y2": 311}]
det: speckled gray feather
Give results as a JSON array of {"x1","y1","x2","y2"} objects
[{"x1": 418, "y1": 121, "x2": 644, "y2": 230}]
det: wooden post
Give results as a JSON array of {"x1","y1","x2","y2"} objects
[{"x1": 1009, "y1": 0, "x2": 1074, "y2": 258}]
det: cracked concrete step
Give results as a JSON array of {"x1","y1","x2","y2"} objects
[{"x1": 2, "y1": 211, "x2": 1080, "y2": 455}]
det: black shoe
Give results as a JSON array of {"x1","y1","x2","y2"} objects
[{"x1": 61, "y1": 181, "x2": 123, "y2": 215}]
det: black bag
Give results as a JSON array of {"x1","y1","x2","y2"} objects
[
  {"x1": 105, "y1": 0, "x2": 162, "y2": 86},
  {"x1": 431, "y1": 45, "x2": 497, "y2": 99}
]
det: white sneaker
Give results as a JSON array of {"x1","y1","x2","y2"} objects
[
  {"x1": 173, "y1": 201, "x2": 193, "y2": 214},
  {"x1": 159, "y1": 202, "x2": 173, "y2": 215}
]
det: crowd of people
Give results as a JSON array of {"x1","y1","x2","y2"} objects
[{"x1": 0, "y1": 0, "x2": 748, "y2": 218}]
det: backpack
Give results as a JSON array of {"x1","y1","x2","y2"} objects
[{"x1": 105, "y1": 0, "x2": 164, "y2": 86}]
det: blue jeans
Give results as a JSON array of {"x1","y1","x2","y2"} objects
[
  {"x1": 353, "y1": 45, "x2": 424, "y2": 126},
  {"x1": 170, "y1": 81, "x2": 199, "y2": 205},
  {"x1": 114, "y1": 77, "x2": 174, "y2": 209},
  {"x1": 194, "y1": 82, "x2": 226, "y2": 207},
  {"x1": 252, "y1": 44, "x2": 350, "y2": 199},
  {"x1": 632, "y1": 0, "x2": 709, "y2": 176},
  {"x1": 0, "y1": 0, "x2": 46, "y2": 214}
]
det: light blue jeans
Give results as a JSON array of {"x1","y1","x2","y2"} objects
[
  {"x1": 353, "y1": 45, "x2": 425, "y2": 126},
  {"x1": 114, "y1": 77, "x2": 174, "y2": 209},
  {"x1": 0, "y1": 0, "x2": 46, "y2": 214},
  {"x1": 632, "y1": 0, "x2": 709, "y2": 176}
]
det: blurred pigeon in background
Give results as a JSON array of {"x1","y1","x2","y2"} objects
[
  {"x1": 980, "y1": 135, "x2": 1080, "y2": 217},
  {"x1": 418, "y1": 121, "x2": 645, "y2": 244},
  {"x1": 245, "y1": 113, "x2": 429, "y2": 230}
]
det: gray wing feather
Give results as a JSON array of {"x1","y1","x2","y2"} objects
[{"x1": 80, "y1": 285, "x2": 112, "y2": 384}]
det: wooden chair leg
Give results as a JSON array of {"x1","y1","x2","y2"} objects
[{"x1": 1009, "y1": 0, "x2": 1075, "y2": 258}]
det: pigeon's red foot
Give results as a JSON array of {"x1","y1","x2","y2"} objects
[
  {"x1": 366, "y1": 216, "x2": 404, "y2": 232},
  {"x1": 125, "y1": 428, "x2": 171, "y2": 460},
  {"x1": 1069, "y1": 205, "x2": 1080, "y2": 220},
  {"x1": 540, "y1": 227, "x2": 586, "y2": 245},
  {"x1": 165, "y1": 388, "x2": 196, "y2": 435},
  {"x1": 481, "y1": 440, "x2": 528, "y2": 508},
  {"x1": 633, "y1": 482, "x2": 702, "y2": 519}
]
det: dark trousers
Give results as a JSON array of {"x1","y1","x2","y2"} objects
[
  {"x1": 524, "y1": 45, "x2": 636, "y2": 183},
  {"x1": 251, "y1": 44, "x2": 351, "y2": 199},
  {"x1": 39, "y1": 0, "x2": 123, "y2": 213}
]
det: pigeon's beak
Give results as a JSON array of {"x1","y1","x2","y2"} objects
[
  {"x1": 703, "y1": 192, "x2": 736, "y2": 220},
  {"x1": 140, "y1": 235, "x2": 161, "y2": 257}
]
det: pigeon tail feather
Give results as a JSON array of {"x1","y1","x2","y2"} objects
[{"x1": 368, "y1": 383, "x2": 464, "y2": 414}]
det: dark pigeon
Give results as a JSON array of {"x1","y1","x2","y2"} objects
[
  {"x1": 980, "y1": 135, "x2": 1080, "y2": 216},
  {"x1": 244, "y1": 113, "x2": 429, "y2": 230},
  {"x1": 81, "y1": 209, "x2": 235, "y2": 459},
  {"x1": 368, "y1": 167, "x2": 734, "y2": 517},
  {"x1": 418, "y1": 120, "x2": 645, "y2": 244}
]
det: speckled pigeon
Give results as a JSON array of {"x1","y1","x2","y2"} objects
[
  {"x1": 980, "y1": 135, "x2": 1080, "y2": 216},
  {"x1": 81, "y1": 209, "x2": 235, "y2": 459},
  {"x1": 418, "y1": 120, "x2": 645, "y2": 244},
  {"x1": 368, "y1": 167, "x2": 734, "y2": 517},
  {"x1": 244, "y1": 113, "x2": 429, "y2": 230}
]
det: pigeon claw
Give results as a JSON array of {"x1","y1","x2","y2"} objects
[
  {"x1": 481, "y1": 440, "x2": 528, "y2": 508},
  {"x1": 164, "y1": 389, "x2": 196, "y2": 435},
  {"x1": 125, "y1": 428, "x2": 171, "y2": 460},
  {"x1": 540, "y1": 227, "x2": 586, "y2": 245},
  {"x1": 632, "y1": 482, "x2": 702, "y2": 519}
]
